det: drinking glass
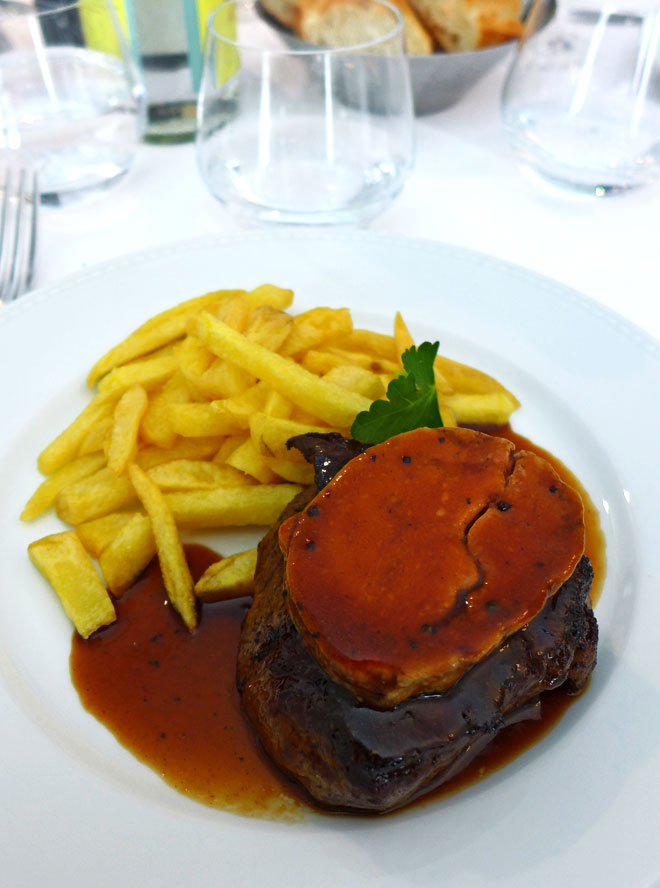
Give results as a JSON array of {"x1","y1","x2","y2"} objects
[
  {"x1": 196, "y1": 0, "x2": 415, "y2": 226},
  {"x1": 501, "y1": 0, "x2": 660, "y2": 194},
  {"x1": 0, "y1": 0, "x2": 145, "y2": 203}
]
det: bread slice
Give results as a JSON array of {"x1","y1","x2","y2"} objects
[
  {"x1": 296, "y1": 0, "x2": 435, "y2": 56},
  {"x1": 260, "y1": 0, "x2": 300, "y2": 29},
  {"x1": 408, "y1": 0, "x2": 523, "y2": 52}
]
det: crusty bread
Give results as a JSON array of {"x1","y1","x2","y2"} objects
[
  {"x1": 260, "y1": 0, "x2": 300, "y2": 29},
  {"x1": 407, "y1": 0, "x2": 522, "y2": 52},
  {"x1": 296, "y1": 0, "x2": 435, "y2": 56}
]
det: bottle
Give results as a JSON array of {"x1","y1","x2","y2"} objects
[{"x1": 122, "y1": 0, "x2": 216, "y2": 143}]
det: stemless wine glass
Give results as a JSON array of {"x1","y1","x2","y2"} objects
[
  {"x1": 0, "y1": 0, "x2": 145, "y2": 203},
  {"x1": 196, "y1": 0, "x2": 415, "y2": 226},
  {"x1": 501, "y1": 0, "x2": 660, "y2": 195}
]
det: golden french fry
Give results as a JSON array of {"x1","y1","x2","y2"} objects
[
  {"x1": 208, "y1": 292, "x2": 251, "y2": 332},
  {"x1": 198, "y1": 313, "x2": 371, "y2": 428},
  {"x1": 128, "y1": 463, "x2": 197, "y2": 630},
  {"x1": 245, "y1": 305, "x2": 293, "y2": 351},
  {"x1": 37, "y1": 393, "x2": 116, "y2": 475},
  {"x1": 250, "y1": 414, "x2": 330, "y2": 460},
  {"x1": 435, "y1": 354, "x2": 520, "y2": 400},
  {"x1": 166, "y1": 483, "x2": 302, "y2": 529},
  {"x1": 322, "y1": 365, "x2": 386, "y2": 400},
  {"x1": 21, "y1": 452, "x2": 106, "y2": 521},
  {"x1": 28, "y1": 532, "x2": 116, "y2": 638},
  {"x1": 146, "y1": 459, "x2": 252, "y2": 491},
  {"x1": 194, "y1": 547, "x2": 258, "y2": 602},
  {"x1": 213, "y1": 435, "x2": 247, "y2": 464},
  {"x1": 87, "y1": 289, "x2": 246, "y2": 386},
  {"x1": 99, "y1": 512, "x2": 156, "y2": 596},
  {"x1": 140, "y1": 369, "x2": 191, "y2": 448},
  {"x1": 441, "y1": 392, "x2": 520, "y2": 425},
  {"x1": 173, "y1": 335, "x2": 214, "y2": 391},
  {"x1": 76, "y1": 511, "x2": 137, "y2": 558},
  {"x1": 106, "y1": 385, "x2": 149, "y2": 477},
  {"x1": 324, "y1": 345, "x2": 401, "y2": 376},
  {"x1": 138, "y1": 436, "x2": 224, "y2": 467},
  {"x1": 264, "y1": 456, "x2": 315, "y2": 485},
  {"x1": 78, "y1": 415, "x2": 113, "y2": 456},
  {"x1": 97, "y1": 354, "x2": 177, "y2": 396},
  {"x1": 280, "y1": 307, "x2": 353, "y2": 357},
  {"x1": 225, "y1": 437, "x2": 277, "y2": 484},
  {"x1": 245, "y1": 283, "x2": 293, "y2": 310},
  {"x1": 169, "y1": 402, "x2": 244, "y2": 438},
  {"x1": 56, "y1": 468, "x2": 136, "y2": 525},
  {"x1": 262, "y1": 389, "x2": 293, "y2": 419},
  {"x1": 393, "y1": 311, "x2": 415, "y2": 360},
  {"x1": 197, "y1": 359, "x2": 254, "y2": 399},
  {"x1": 335, "y1": 328, "x2": 398, "y2": 360}
]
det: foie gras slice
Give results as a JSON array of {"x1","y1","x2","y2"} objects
[{"x1": 279, "y1": 427, "x2": 585, "y2": 708}]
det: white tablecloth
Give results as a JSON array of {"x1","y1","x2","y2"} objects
[{"x1": 37, "y1": 58, "x2": 659, "y2": 342}]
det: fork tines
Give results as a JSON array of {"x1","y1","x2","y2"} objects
[{"x1": 0, "y1": 168, "x2": 38, "y2": 303}]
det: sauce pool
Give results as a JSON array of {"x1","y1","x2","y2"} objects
[{"x1": 70, "y1": 426, "x2": 605, "y2": 820}]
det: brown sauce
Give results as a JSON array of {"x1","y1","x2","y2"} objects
[{"x1": 70, "y1": 426, "x2": 605, "y2": 821}]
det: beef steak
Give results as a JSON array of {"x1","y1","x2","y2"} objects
[{"x1": 237, "y1": 435, "x2": 598, "y2": 813}]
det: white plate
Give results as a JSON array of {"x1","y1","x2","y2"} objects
[{"x1": 1, "y1": 232, "x2": 658, "y2": 888}]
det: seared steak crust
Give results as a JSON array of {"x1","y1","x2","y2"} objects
[{"x1": 237, "y1": 491, "x2": 598, "y2": 814}]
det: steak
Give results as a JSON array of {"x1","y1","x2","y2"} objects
[{"x1": 237, "y1": 434, "x2": 598, "y2": 814}]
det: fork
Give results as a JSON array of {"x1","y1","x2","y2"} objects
[{"x1": 0, "y1": 168, "x2": 38, "y2": 304}]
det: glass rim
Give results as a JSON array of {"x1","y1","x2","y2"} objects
[
  {"x1": 0, "y1": 0, "x2": 107, "y2": 22},
  {"x1": 207, "y1": 0, "x2": 405, "y2": 55}
]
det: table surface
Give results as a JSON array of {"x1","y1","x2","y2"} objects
[{"x1": 36, "y1": 57, "x2": 659, "y2": 341}]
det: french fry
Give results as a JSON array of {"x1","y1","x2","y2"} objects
[
  {"x1": 127, "y1": 463, "x2": 197, "y2": 630},
  {"x1": 194, "y1": 548, "x2": 258, "y2": 602},
  {"x1": 225, "y1": 437, "x2": 277, "y2": 484},
  {"x1": 198, "y1": 313, "x2": 371, "y2": 428},
  {"x1": 21, "y1": 452, "x2": 106, "y2": 521},
  {"x1": 106, "y1": 385, "x2": 149, "y2": 477},
  {"x1": 169, "y1": 402, "x2": 244, "y2": 438},
  {"x1": 78, "y1": 415, "x2": 113, "y2": 456},
  {"x1": 394, "y1": 310, "x2": 415, "y2": 359},
  {"x1": 98, "y1": 513, "x2": 156, "y2": 596},
  {"x1": 244, "y1": 283, "x2": 293, "y2": 310},
  {"x1": 336, "y1": 328, "x2": 398, "y2": 360},
  {"x1": 264, "y1": 456, "x2": 315, "y2": 485},
  {"x1": 28, "y1": 532, "x2": 116, "y2": 638},
  {"x1": 435, "y1": 354, "x2": 520, "y2": 400},
  {"x1": 55, "y1": 468, "x2": 136, "y2": 525},
  {"x1": 140, "y1": 369, "x2": 191, "y2": 448},
  {"x1": 76, "y1": 511, "x2": 137, "y2": 558},
  {"x1": 209, "y1": 292, "x2": 251, "y2": 332},
  {"x1": 322, "y1": 365, "x2": 386, "y2": 400},
  {"x1": 166, "y1": 483, "x2": 302, "y2": 529},
  {"x1": 441, "y1": 392, "x2": 520, "y2": 426},
  {"x1": 146, "y1": 459, "x2": 252, "y2": 491},
  {"x1": 280, "y1": 307, "x2": 353, "y2": 357},
  {"x1": 87, "y1": 289, "x2": 246, "y2": 386},
  {"x1": 250, "y1": 414, "x2": 331, "y2": 460},
  {"x1": 244, "y1": 304, "x2": 293, "y2": 351},
  {"x1": 37, "y1": 393, "x2": 116, "y2": 475},
  {"x1": 97, "y1": 354, "x2": 177, "y2": 396}
]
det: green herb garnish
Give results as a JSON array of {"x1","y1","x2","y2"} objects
[{"x1": 350, "y1": 341, "x2": 443, "y2": 444}]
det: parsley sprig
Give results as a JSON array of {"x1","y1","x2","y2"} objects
[{"x1": 350, "y1": 341, "x2": 443, "y2": 444}]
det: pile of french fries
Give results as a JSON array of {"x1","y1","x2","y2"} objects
[{"x1": 23, "y1": 284, "x2": 519, "y2": 639}]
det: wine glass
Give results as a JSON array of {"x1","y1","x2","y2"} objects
[
  {"x1": 196, "y1": 0, "x2": 415, "y2": 226},
  {"x1": 501, "y1": 0, "x2": 660, "y2": 195},
  {"x1": 0, "y1": 0, "x2": 145, "y2": 204}
]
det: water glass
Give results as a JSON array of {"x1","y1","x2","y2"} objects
[
  {"x1": 0, "y1": 0, "x2": 145, "y2": 203},
  {"x1": 196, "y1": 0, "x2": 415, "y2": 226},
  {"x1": 501, "y1": 0, "x2": 660, "y2": 195}
]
